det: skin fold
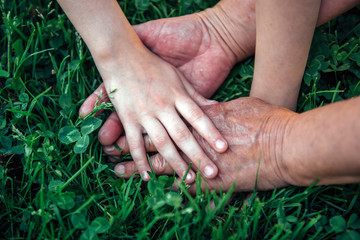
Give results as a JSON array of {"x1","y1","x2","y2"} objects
[
  {"x1": 111, "y1": 97, "x2": 360, "y2": 193},
  {"x1": 75, "y1": 0, "x2": 360, "y2": 191},
  {"x1": 113, "y1": 97, "x2": 296, "y2": 193},
  {"x1": 81, "y1": 0, "x2": 360, "y2": 148}
]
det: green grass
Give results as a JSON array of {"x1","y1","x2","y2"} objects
[{"x1": 1, "y1": 0, "x2": 360, "y2": 239}]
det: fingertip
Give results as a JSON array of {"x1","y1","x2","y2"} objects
[
  {"x1": 103, "y1": 145, "x2": 115, "y2": 153},
  {"x1": 171, "y1": 182, "x2": 179, "y2": 192},
  {"x1": 103, "y1": 144, "x2": 123, "y2": 156},
  {"x1": 203, "y1": 164, "x2": 218, "y2": 179},
  {"x1": 98, "y1": 113, "x2": 123, "y2": 146},
  {"x1": 114, "y1": 164, "x2": 126, "y2": 177},
  {"x1": 79, "y1": 102, "x2": 93, "y2": 118},
  {"x1": 142, "y1": 171, "x2": 151, "y2": 181},
  {"x1": 183, "y1": 170, "x2": 196, "y2": 184},
  {"x1": 114, "y1": 161, "x2": 140, "y2": 178},
  {"x1": 215, "y1": 139, "x2": 228, "y2": 153}
]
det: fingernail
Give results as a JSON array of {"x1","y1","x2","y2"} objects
[
  {"x1": 79, "y1": 107, "x2": 85, "y2": 117},
  {"x1": 98, "y1": 127, "x2": 105, "y2": 136},
  {"x1": 207, "y1": 99, "x2": 217, "y2": 103},
  {"x1": 185, "y1": 171, "x2": 193, "y2": 182},
  {"x1": 79, "y1": 105, "x2": 90, "y2": 117},
  {"x1": 103, "y1": 145, "x2": 115, "y2": 152},
  {"x1": 115, "y1": 164, "x2": 125, "y2": 175},
  {"x1": 216, "y1": 139, "x2": 226, "y2": 150},
  {"x1": 204, "y1": 165, "x2": 215, "y2": 178},
  {"x1": 142, "y1": 171, "x2": 150, "y2": 181}
]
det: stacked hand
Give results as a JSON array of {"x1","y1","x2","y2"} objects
[
  {"x1": 76, "y1": 0, "x2": 360, "y2": 191},
  {"x1": 102, "y1": 97, "x2": 298, "y2": 193},
  {"x1": 78, "y1": 1, "x2": 256, "y2": 182}
]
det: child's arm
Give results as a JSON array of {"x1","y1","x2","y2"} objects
[
  {"x1": 57, "y1": 0, "x2": 228, "y2": 181},
  {"x1": 250, "y1": 0, "x2": 321, "y2": 110}
]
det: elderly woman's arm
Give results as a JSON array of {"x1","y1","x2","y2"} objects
[
  {"x1": 109, "y1": 96, "x2": 360, "y2": 192},
  {"x1": 283, "y1": 96, "x2": 360, "y2": 186}
]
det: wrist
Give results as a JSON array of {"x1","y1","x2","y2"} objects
[
  {"x1": 258, "y1": 103, "x2": 300, "y2": 187},
  {"x1": 91, "y1": 40, "x2": 149, "y2": 81},
  {"x1": 281, "y1": 114, "x2": 315, "y2": 187},
  {"x1": 198, "y1": 0, "x2": 256, "y2": 62},
  {"x1": 249, "y1": 82, "x2": 300, "y2": 111},
  {"x1": 281, "y1": 98, "x2": 360, "y2": 187},
  {"x1": 92, "y1": 39, "x2": 146, "y2": 67}
]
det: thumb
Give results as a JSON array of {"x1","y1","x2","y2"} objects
[
  {"x1": 181, "y1": 77, "x2": 218, "y2": 107},
  {"x1": 133, "y1": 20, "x2": 161, "y2": 49},
  {"x1": 79, "y1": 83, "x2": 109, "y2": 117}
]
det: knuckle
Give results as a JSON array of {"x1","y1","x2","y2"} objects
[
  {"x1": 127, "y1": 142, "x2": 144, "y2": 160},
  {"x1": 173, "y1": 127, "x2": 191, "y2": 142},
  {"x1": 153, "y1": 155, "x2": 166, "y2": 173},
  {"x1": 117, "y1": 137, "x2": 129, "y2": 152},
  {"x1": 152, "y1": 134, "x2": 168, "y2": 149},
  {"x1": 125, "y1": 162, "x2": 138, "y2": 175},
  {"x1": 127, "y1": 140, "x2": 141, "y2": 151},
  {"x1": 131, "y1": 151, "x2": 144, "y2": 162},
  {"x1": 190, "y1": 151, "x2": 208, "y2": 165},
  {"x1": 188, "y1": 107, "x2": 205, "y2": 123}
]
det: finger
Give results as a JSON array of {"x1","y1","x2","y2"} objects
[
  {"x1": 181, "y1": 78, "x2": 218, "y2": 107},
  {"x1": 123, "y1": 123, "x2": 152, "y2": 181},
  {"x1": 98, "y1": 112, "x2": 124, "y2": 146},
  {"x1": 142, "y1": 118, "x2": 196, "y2": 183},
  {"x1": 103, "y1": 144, "x2": 122, "y2": 156},
  {"x1": 107, "y1": 155, "x2": 121, "y2": 163},
  {"x1": 171, "y1": 179, "x2": 208, "y2": 195},
  {"x1": 79, "y1": 83, "x2": 109, "y2": 117},
  {"x1": 175, "y1": 97, "x2": 228, "y2": 153},
  {"x1": 133, "y1": 21, "x2": 157, "y2": 49},
  {"x1": 159, "y1": 110, "x2": 218, "y2": 179},
  {"x1": 104, "y1": 134, "x2": 157, "y2": 156},
  {"x1": 114, "y1": 153, "x2": 174, "y2": 178}
]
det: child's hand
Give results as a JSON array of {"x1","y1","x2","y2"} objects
[
  {"x1": 57, "y1": 0, "x2": 227, "y2": 183},
  {"x1": 98, "y1": 47, "x2": 228, "y2": 182}
]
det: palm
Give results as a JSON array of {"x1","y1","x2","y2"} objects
[
  {"x1": 134, "y1": 14, "x2": 236, "y2": 97},
  {"x1": 79, "y1": 13, "x2": 238, "y2": 145}
]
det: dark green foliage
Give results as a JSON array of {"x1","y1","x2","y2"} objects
[{"x1": 0, "y1": 0, "x2": 359, "y2": 239}]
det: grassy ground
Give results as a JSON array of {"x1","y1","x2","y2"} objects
[{"x1": 1, "y1": 0, "x2": 360, "y2": 239}]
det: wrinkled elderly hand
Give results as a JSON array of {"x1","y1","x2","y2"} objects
[
  {"x1": 108, "y1": 97, "x2": 298, "y2": 193},
  {"x1": 78, "y1": 0, "x2": 256, "y2": 152}
]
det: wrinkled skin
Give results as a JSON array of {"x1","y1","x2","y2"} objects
[
  {"x1": 79, "y1": 5, "x2": 256, "y2": 147},
  {"x1": 132, "y1": 15, "x2": 238, "y2": 98},
  {"x1": 112, "y1": 97, "x2": 298, "y2": 193}
]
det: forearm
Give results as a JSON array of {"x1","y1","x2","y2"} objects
[
  {"x1": 250, "y1": 0, "x2": 321, "y2": 111},
  {"x1": 283, "y1": 97, "x2": 360, "y2": 186},
  {"x1": 57, "y1": 0, "x2": 145, "y2": 68}
]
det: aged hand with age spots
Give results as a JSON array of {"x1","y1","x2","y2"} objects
[
  {"x1": 74, "y1": 1, "x2": 360, "y2": 188},
  {"x1": 105, "y1": 96, "x2": 360, "y2": 193},
  {"x1": 78, "y1": 0, "x2": 359, "y2": 155},
  {"x1": 105, "y1": 97, "x2": 298, "y2": 193}
]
